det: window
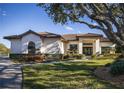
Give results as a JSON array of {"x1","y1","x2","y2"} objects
[
  {"x1": 101, "y1": 47, "x2": 110, "y2": 54},
  {"x1": 28, "y1": 41, "x2": 35, "y2": 54},
  {"x1": 83, "y1": 43, "x2": 93, "y2": 45},
  {"x1": 69, "y1": 44, "x2": 78, "y2": 51},
  {"x1": 83, "y1": 47, "x2": 93, "y2": 55}
]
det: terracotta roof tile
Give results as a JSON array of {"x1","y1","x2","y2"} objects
[
  {"x1": 4, "y1": 30, "x2": 111, "y2": 42},
  {"x1": 38, "y1": 32, "x2": 51, "y2": 35},
  {"x1": 77, "y1": 33, "x2": 103, "y2": 37},
  {"x1": 38, "y1": 32, "x2": 61, "y2": 37},
  {"x1": 100, "y1": 37, "x2": 111, "y2": 42},
  {"x1": 4, "y1": 35, "x2": 21, "y2": 39},
  {"x1": 62, "y1": 33, "x2": 103, "y2": 41},
  {"x1": 62, "y1": 34, "x2": 78, "y2": 41},
  {"x1": 4, "y1": 30, "x2": 61, "y2": 39}
]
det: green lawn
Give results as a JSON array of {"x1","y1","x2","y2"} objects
[{"x1": 23, "y1": 59, "x2": 119, "y2": 89}]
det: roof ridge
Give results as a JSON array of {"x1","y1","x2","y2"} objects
[
  {"x1": 84, "y1": 33, "x2": 102, "y2": 35},
  {"x1": 62, "y1": 33, "x2": 102, "y2": 35},
  {"x1": 62, "y1": 34, "x2": 78, "y2": 35},
  {"x1": 38, "y1": 31, "x2": 61, "y2": 36},
  {"x1": 4, "y1": 30, "x2": 61, "y2": 39}
]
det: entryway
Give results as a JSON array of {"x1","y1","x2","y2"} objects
[
  {"x1": 83, "y1": 47, "x2": 93, "y2": 55},
  {"x1": 28, "y1": 41, "x2": 35, "y2": 54}
]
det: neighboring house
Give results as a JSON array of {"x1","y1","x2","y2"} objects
[{"x1": 4, "y1": 30, "x2": 115, "y2": 56}]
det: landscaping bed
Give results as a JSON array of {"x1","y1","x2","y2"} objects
[
  {"x1": 94, "y1": 59, "x2": 124, "y2": 88},
  {"x1": 94, "y1": 67, "x2": 124, "y2": 88},
  {"x1": 22, "y1": 59, "x2": 119, "y2": 89}
]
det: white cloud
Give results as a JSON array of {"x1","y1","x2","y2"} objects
[
  {"x1": 64, "y1": 25, "x2": 74, "y2": 31},
  {"x1": 0, "y1": 10, "x2": 7, "y2": 16},
  {"x1": 2, "y1": 11, "x2": 7, "y2": 16},
  {"x1": 2, "y1": 13, "x2": 6, "y2": 16}
]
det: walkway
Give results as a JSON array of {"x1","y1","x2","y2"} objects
[{"x1": 0, "y1": 56, "x2": 22, "y2": 89}]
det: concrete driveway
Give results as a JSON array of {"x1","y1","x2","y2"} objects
[{"x1": 0, "y1": 56, "x2": 22, "y2": 89}]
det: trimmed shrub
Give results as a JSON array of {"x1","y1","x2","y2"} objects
[
  {"x1": 94, "y1": 54, "x2": 120, "y2": 60},
  {"x1": 9, "y1": 54, "x2": 27, "y2": 61},
  {"x1": 91, "y1": 54, "x2": 97, "y2": 59},
  {"x1": 62, "y1": 54, "x2": 84, "y2": 60},
  {"x1": 44, "y1": 54, "x2": 63, "y2": 61},
  {"x1": 9, "y1": 54, "x2": 45, "y2": 62},
  {"x1": 110, "y1": 61, "x2": 124, "y2": 76},
  {"x1": 62, "y1": 54, "x2": 70, "y2": 59},
  {"x1": 73, "y1": 54, "x2": 84, "y2": 59},
  {"x1": 34, "y1": 55, "x2": 44, "y2": 62},
  {"x1": 105, "y1": 63, "x2": 112, "y2": 67},
  {"x1": 9, "y1": 54, "x2": 64, "y2": 62}
]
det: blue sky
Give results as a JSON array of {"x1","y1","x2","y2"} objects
[{"x1": 0, "y1": 3, "x2": 104, "y2": 48}]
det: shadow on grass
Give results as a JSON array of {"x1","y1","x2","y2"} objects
[
  {"x1": 23, "y1": 75, "x2": 118, "y2": 89},
  {"x1": 27, "y1": 62, "x2": 102, "y2": 72},
  {"x1": 24, "y1": 80, "x2": 70, "y2": 89},
  {"x1": 23, "y1": 60, "x2": 119, "y2": 89}
]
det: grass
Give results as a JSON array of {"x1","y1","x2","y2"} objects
[{"x1": 23, "y1": 58, "x2": 119, "y2": 89}]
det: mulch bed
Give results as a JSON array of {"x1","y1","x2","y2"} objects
[{"x1": 94, "y1": 66, "x2": 124, "y2": 88}]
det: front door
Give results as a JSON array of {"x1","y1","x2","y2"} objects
[
  {"x1": 28, "y1": 41, "x2": 35, "y2": 54},
  {"x1": 83, "y1": 47, "x2": 93, "y2": 55}
]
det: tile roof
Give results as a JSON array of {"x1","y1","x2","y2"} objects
[
  {"x1": 77, "y1": 33, "x2": 103, "y2": 37},
  {"x1": 3, "y1": 35, "x2": 21, "y2": 39},
  {"x1": 62, "y1": 34, "x2": 78, "y2": 41},
  {"x1": 100, "y1": 37, "x2": 111, "y2": 42},
  {"x1": 4, "y1": 30, "x2": 61, "y2": 39},
  {"x1": 38, "y1": 32, "x2": 61, "y2": 37},
  {"x1": 4, "y1": 30, "x2": 111, "y2": 42},
  {"x1": 62, "y1": 33, "x2": 103, "y2": 41}
]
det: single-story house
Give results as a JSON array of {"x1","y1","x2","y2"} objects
[{"x1": 4, "y1": 30, "x2": 115, "y2": 56}]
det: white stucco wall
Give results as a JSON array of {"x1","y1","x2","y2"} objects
[
  {"x1": 41, "y1": 37, "x2": 62, "y2": 54},
  {"x1": 79, "y1": 42, "x2": 83, "y2": 54},
  {"x1": 9, "y1": 32, "x2": 115, "y2": 55},
  {"x1": 59, "y1": 41, "x2": 64, "y2": 54},
  {"x1": 100, "y1": 42, "x2": 113, "y2": 47},
  {"x1": 63, "y1": 42, "x2": 68, "y2": 54},
  {"x1": 99, "y1": 42, "x2": 114, "y2": 54},
  {"x1": 79, "y1": 37, "x2": 98, "y2": 54},
  {"x1": 10, "y1": 39, "x2": 21, "y2": 53},
  {"x1": 67, "y1": 41, "x2": 79, "y2": 49},
  {"x1": 9, "y1": 33, "x2": 62, "y2": 54},
  {"x1": 95, "y1": 39, "x2": 100, "y2": 54},
  {"x1": 21, "y1": 33, "x2": 42, "y2": 54}
]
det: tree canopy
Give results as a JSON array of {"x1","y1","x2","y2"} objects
[
  {"x1": 0, "y1": 43, "x2": 10, "y2": 55},
  {"x1": 38, "y1": 3, "x2": 124, "y2": 55}
]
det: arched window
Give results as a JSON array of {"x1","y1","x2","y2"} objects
[{"x1": 28, "y1": 41, "x2": 35, "y2": 54}]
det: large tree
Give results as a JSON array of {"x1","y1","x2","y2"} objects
[{"x1": 38, "y1": 3, "x2": 124, "y2": 56}]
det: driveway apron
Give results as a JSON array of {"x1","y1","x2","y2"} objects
[{"x1": 0, "y1": 57, "x2": 22, "y2": 89}]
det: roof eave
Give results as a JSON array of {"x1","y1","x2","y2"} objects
[
  {"x1": 100, "y1": 41, "x2": 111, "y2": 42},
  {"x1": 3, "y1": 36, "x2": 21, "y2": 40}
]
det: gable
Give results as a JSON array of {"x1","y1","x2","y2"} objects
[
  {"x1": 21, "y1": 33, "x2": 42, "y2": 43},
  {"x1": 4, "y1": 30, "x2": 61, "y2": 40}
]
